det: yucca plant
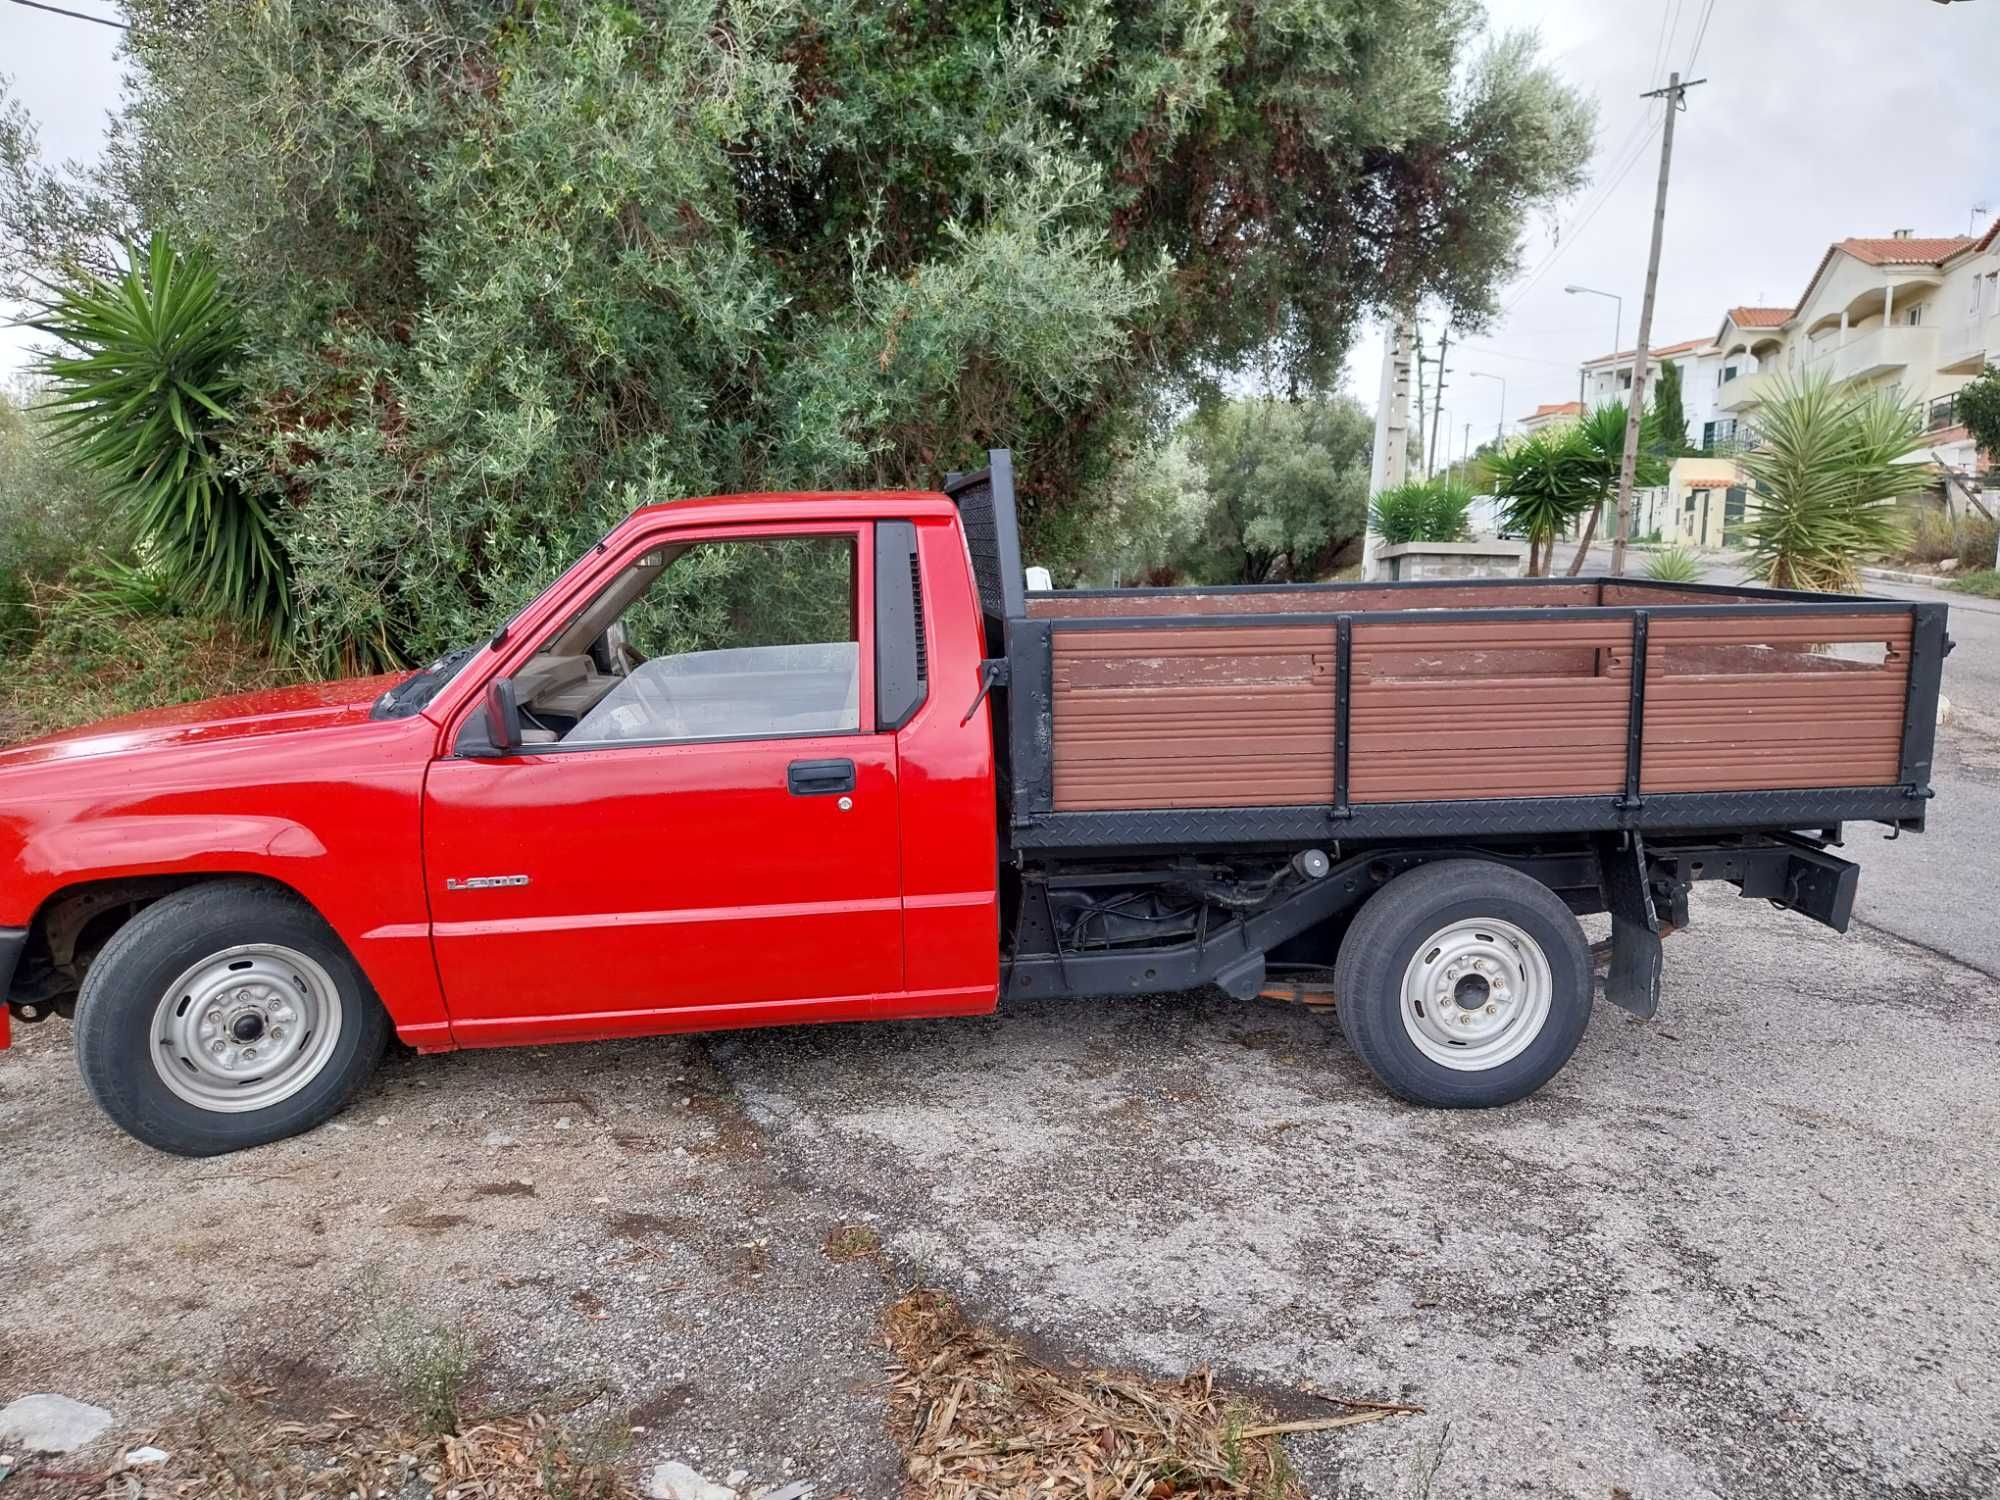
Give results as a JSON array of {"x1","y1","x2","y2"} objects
[
  {"x1": 1480, "y1": 427, "x2": 1594, "y2": 575},
  {"x1": 28, "y1": 233, "x2": 285, "y2": 628},
  {"x1": 1368, "y1": 477, "x2": 1474, "y2": 545},
  {"x1": 1734, "y1": 372, "x2": 1923, "y2": 592},
  {"x1": 1644, "y1": 544, "x2": 1703, "y2": 584}
]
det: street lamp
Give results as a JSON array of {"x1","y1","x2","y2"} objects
[
  {"x1": 1468, "y1": 370, "x2": 1507, "y2": 450},
  {"x1": 1565, "y1": 284, "x2": 1622, "y2": 405}
]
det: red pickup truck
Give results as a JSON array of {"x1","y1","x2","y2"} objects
[{"x1": 0, "y1": 453, "x2": 1948, "y2": 1154}]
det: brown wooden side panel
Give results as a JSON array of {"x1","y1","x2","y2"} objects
[
  {"x1": 1029, "y1": 581, "x2": 1599, "y2": 620},
  {"x1": 1350, "y1": 620, "x2": 1633, "y2": 802},
  {"x1": 1050, "y1": 626, "x2": 1336, "y2": 810},
  {"x1": 1640, "y1": 614, "x2": 1913, "y2": 792}
]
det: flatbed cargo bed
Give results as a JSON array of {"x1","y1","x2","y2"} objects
[{"x1": 944, "y1": 461, "x2": 1949, "y2": 859}]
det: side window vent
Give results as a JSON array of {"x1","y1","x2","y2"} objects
[{"x1": 909, "y1": 553, "x2": 928, "y2": 684}]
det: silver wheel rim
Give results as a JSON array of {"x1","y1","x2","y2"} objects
[
  {"x1": 149, "y1": 944, "x2": 344, "y2": 1113},
  {"x1": 1399, "y1": 917, "x2": 1553, "y2": 1072}
]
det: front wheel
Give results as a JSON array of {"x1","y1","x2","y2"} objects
[
  {"x1": 74, "y1": 882, "x2": 390, "y2": 1155},
  {"x1": 1333, "y1": 859, "x2": 1593, "y2": 1108}
]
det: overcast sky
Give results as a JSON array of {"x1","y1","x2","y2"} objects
[{"x1": 4, "y1": 0, "x2": 1999, "y2": 447}]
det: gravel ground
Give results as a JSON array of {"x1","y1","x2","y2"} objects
[{"x1": 5, "y1": 879, "x2": 1998, "y2": 1498}]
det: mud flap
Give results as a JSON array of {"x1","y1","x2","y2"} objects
[{"x1": 1597, "y1": 834, "x2": 1663, "y2": 1019}]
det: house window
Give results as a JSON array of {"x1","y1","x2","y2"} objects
[
  {"x1": 1903, "y1": 304, "x2": 1923, "y2": 327},
  {"x1": 1719, "y1": 364, "x2": 1738, "y2": 387}
]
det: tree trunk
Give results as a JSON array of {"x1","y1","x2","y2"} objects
[{"x1": 1566, "y1": 503, "x2": 1603, "y2": 575}]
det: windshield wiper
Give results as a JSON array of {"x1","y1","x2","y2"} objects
[{"x1": 372, "y1": 645, "x2": 480, "y2": 719}]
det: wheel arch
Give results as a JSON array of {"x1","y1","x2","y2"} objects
[{"x1": 14, "y1": 869, "x2": 444, "y2": 1041}]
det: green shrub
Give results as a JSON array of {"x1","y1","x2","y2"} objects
[
  {"x1": 0, "y1": 594, "x2": 286, "y2": 746},
  {"x1": 1644, "y1": 545, "x2": 1703, "y2": 584},
  {"x1": 1952, "y1": 569, "x2": 2000, "y2": 599},
  {"x1": 1955, "y1": 514, "x2": 1998, "y2": 572},
  {"x1": 1368, "y1": 478, "x2": 1474, "y2": 546},
  {"x1": 1900, "y1": 508, "x2": 1958, "y2": 565},
  {"x1": 0, "y1": 570, "x2": 34, "y2": 657}
]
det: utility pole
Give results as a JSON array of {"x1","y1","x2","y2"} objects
[
  {"x1": 1412, "y1": 319, "x2": 1428, "y2": 478},
  {"x1": 1365, "y1": 313, "x2": 1416, "y2": 581},
  {"x1": 1611, "y1": 71, "x2": 1704, "y2": 575},
  {"x1": 1427, "y1": 327, "x2": 1453, "y2": 482}
]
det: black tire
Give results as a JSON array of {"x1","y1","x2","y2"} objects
[
  {"x1": 1333, "y1": 859, "x2": 1592, "y2": 1108},
  {"x1": 73, "y1": 881, "x2": 390, "y2": 1155}
]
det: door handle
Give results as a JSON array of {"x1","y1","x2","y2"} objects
[{"x1": 787, "y1": 758, "x2": 856, "y2": 796}]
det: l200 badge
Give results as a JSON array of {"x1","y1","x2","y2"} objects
[{"x1": 444, "y1": 875, "x2": 532, "y2": 891}]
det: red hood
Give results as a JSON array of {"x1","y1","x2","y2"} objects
[{"x1": 0, "y1": 676, "x2": 402, "y2": 772}]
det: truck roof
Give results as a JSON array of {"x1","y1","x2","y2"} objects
[{"x1": 624, "y1": 490, "x2": 962, "y2": 530}]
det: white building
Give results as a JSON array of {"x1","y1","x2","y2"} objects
[
  {"x1": 1517, "y1": 400, "x2": 1583, "y2": 434},
  {"x1": 1713, "y1": 225, "x2": 2000, "y2": 476},
  {"x1": 1576, "y1": 335, "x2": 1726, "y2": 450}
]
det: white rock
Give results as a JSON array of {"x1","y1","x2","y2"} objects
[
  {"x1": 481, "y1": 1130, "x2": 518, "y2": 1148},
  {"x1": 752, "y1": 1483, "x2": 814, "y2": 1500},
  {"x1": 556, "y1": 1117, "x2": 574, "y2": 1131},
  {"x1": 1938, "y1": 693, "x2": 1953, "y2": 728},
  {"x1": 1937, "y1": 557, "x2": 1961, "y2": 574},
  {"x1": 125, "y1": 1446, "x2": 170, "y2": 1466},
  {"x1": 645, "y1": 1460, "x2": 738, "y2": 1500},
  {"x1": 725, "y1": 1470, "x2": 750, "y2": 1488},
  {"x1": 0, "y1": 1395, "x2": 116, "y2": 1454}
]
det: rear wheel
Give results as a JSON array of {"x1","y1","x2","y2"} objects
[
  {"x1": 1333, "y1": 859, "x2": 1592, "y2": 1107},
  {"x1": 74, "y1": 882, "x2": 390, "y2": 1155}
]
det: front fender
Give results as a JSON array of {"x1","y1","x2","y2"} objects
[{"x1": 0, "y1": 719, "x2": 450, "y2": 1042}]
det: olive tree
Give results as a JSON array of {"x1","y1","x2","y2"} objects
[{"x1": 3, "y1": 1, "x2": 1592, "y2": 668}]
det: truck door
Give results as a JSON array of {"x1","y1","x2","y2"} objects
[{"x1": 421, "y1": 522, "x2": 906, "y2": 1045}]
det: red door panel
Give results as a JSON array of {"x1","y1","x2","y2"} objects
[{"x1": 424, "y1": 734, "x2": 903, "y2": 1045}]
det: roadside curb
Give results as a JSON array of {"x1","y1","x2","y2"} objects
[{"x1": 1859, "y1": 566, "x2": 1954, "y2": 588}]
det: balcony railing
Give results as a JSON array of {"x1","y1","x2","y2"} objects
[
  {"x1": 1702, "y1": 421, "x2": 1762, "y2": 456},
  {"x1": 1928, "y1": 393, "x2": 1959, "y2": 432}
]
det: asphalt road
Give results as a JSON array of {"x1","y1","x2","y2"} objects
[{"x1": 1845, "y1": 577, "x2": 2000, "y2": 976}]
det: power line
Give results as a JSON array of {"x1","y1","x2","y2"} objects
[
  {"x1": 1502, "y1": 109, "x2": 1665, "y2": 315},
  {"x1": 1502, "y1": 114, "x2": 1664, "y2": 316},
  {"x1": 1650, "y1": 0, "x2": 1685, "y2": 90},
  {"x1": 1688, "y1": 0, "x2": 1720, "y2": 74},
  {"x1": 5, "y1": 0, "x2": 128, "y2": 28}
]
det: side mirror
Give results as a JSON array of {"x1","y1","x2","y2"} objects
[
  {"x1": 460, "y1": 678, "x2": 523, "y2": 759},
  {"x1": 485, "y1": 678, "x2": 523, "y2": 754}
]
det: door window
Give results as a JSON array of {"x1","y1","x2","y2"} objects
[{"x1": 515, "y1": 533, "x2": 862, "y2": 747}]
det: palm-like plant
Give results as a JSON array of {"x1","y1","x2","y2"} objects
[
  {"x1": 1368, "y1": 477, "x2": 1474, "y2": 546},
  {"x1": 1480, "y1": 428, "x2": 1593, "y2": 575},
  {"x1": 1734, "y1": 372, "x2": 1923, "y2": 592},
  {"x1": 1563, "y1": 401, "x2": 1669, "y2": 574},
  {"x1": 1644, "y1": 544, "x2": 1703, "y2": 584},
  {"x1": 29, "y1": 233, "x2": 284, "y2": 627}
]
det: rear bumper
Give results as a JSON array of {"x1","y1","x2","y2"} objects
[{"x1": 0, "y1": 926, "x2": 26, "y2": 1049}]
